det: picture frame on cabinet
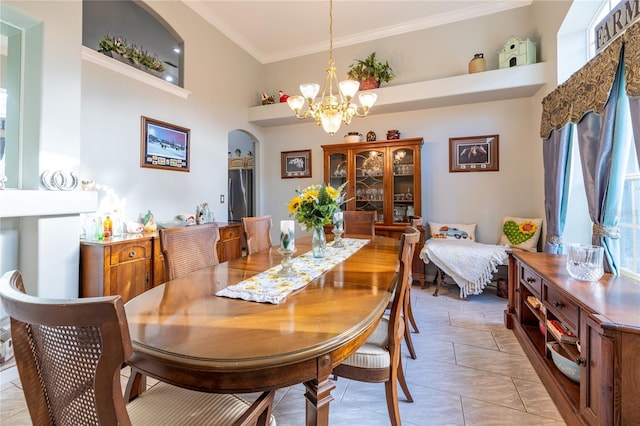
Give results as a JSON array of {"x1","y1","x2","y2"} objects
[
  {"x1": 281, "y1": 149, "x2": 312, "y2": 178},
  {"x1": 140, "y1": 116, "x2": 190, "y2": 172},
  {"x1": 449, "y1": 134, "x2": 499, "y2": 172}
]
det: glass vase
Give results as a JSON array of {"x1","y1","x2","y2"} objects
[{"x1": 311, "y1": 225, "x2": 327, "y2": 258}]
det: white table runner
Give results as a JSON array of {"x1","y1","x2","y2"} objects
[{"x1": 216, "y1": 238, "x2": 369, "y2": 304}]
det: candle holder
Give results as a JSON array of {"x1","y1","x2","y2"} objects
[
  {"x1": 332, "y1": 226, "x2": 344, "y2": 248},
  {"x1": 277, "y1": 247, "x2": 297, "y2": 277}
]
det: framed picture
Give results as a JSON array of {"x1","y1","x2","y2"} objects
[
  {"x1": 140, "y1": 116, "x2": 190, "y2": 172},
  {"x1": 449, "y1": 134, "x2": 499, "y2": 172},
  {"x1": 281, "y1": 149, "x2": 312, "y2": 178}
]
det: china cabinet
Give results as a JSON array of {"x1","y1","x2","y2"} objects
[
  {"x1": 505, "y1": 251, "x2": 640, "y2": 425},
  {"x1": 80, "y1": 222, "x2": 242, "y2": 302},
  {"x1": 322, "y1": 137, "x2": 425, "y2": 285}
]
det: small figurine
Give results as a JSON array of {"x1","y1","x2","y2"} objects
[
  {"x1": 261, "y1": 92, "x2": 275, "y2": 105},
  {"x1": 143, "y1": 210, "x2": 157, "y2": 232},
  {"x1": 278, "y1": 90, "x2": 289, "y2": 103}
]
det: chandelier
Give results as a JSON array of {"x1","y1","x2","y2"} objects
[{"x1": 286, "y1": 0, "x2": 377, "y2": 135}]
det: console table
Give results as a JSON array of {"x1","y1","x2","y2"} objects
[
  {"x1": 80, "y1": 222, "x2": 242, "y2": 303},
  {"x1": 505, "y1": 251, "x2": 640, "y2": 425}
]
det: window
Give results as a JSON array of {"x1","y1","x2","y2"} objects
[
  {"x1": 584, "y1": 0, "x2": 640, "y2": 278},
  {"x1": 620, "y1": 142, "x2": 640, "y2": 279}
]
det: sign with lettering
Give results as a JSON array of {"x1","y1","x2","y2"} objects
[{"x1": 595, "y1": 0, "x2": 640, "y2": 53}]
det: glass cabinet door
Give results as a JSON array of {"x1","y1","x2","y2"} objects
[
  {"x1": 328, "y1": 151, "x2": 348, "y2": 190},
  {"x1": 392, "y1": 148, "x2": 415, "y2": 223},
  {"x1": 355, "y1": 149, "x2": 384, "y2": 221}
]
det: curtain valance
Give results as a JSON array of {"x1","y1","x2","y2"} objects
[{"x1": 540, "y1": 20, "x2": 640, "y2": 138}]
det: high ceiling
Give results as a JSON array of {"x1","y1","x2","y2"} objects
[{"x1": 183, "y1": 0, "x2": 533, "y2": 64}]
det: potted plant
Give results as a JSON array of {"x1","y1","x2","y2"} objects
[
  {"x1": 346, "y1": 52, "x2": 395, "y2": 90},
  {"x1": 98, "y1": 34, "x2": 166, "y2": 76}
]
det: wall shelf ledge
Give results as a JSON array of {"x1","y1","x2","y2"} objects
[
  {"x1": 248, "y1": 62, "x2": 547, "y2": 127},
  {"x1": 81, "y1": 47, "x2": 191, "y2": 99}
]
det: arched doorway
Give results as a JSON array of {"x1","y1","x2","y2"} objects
[{"x1": 227, "y1": 130, "x2": 257, "y2": 222}]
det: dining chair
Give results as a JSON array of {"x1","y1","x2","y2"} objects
[
  {"x1": 0, "y1": 270, "x2": 276, "y2": 426},
  {"x1": 242, "y1": 215, "x2": 273, "y2": 255},
  {"x1": 342, "y1": 210, "x2": 376, "y2": 237},
  {"x1": 160, "y1": 223, "x2": 220, "y2": 280},
  {"x1": 402, "y1": 217, "x2": 423, "y2": 359},
  {"x1": 332, "y1": 226, "x2": 420, "y2": 426}
]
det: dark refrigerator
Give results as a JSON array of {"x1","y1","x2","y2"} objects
[{"x1": 228, "y1": 168, "x2": 253, "y2": 222}]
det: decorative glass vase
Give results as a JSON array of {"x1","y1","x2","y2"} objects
[{"x1": 311, "y1": 226, "x2": 327, "y2": 258}]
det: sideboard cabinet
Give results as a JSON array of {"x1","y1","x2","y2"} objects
[
  {"x1": 80, "y1": 222, "x2": 242, "y2": 303},
  {"x1": 322, "y1": 137, "x2": 425, "y2": 285},
  {"x1": 505, "y1": 251, "x2": 640, "y2": 425}
]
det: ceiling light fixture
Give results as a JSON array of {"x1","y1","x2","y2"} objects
[{"x1": 286, "y1": 0, "x2": 377, "y2": 135}]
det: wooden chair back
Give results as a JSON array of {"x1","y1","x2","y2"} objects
[
  {"x1": 0, "y1": 270, "x2": 277, "y2": 426},
  {"x1": 388, "y1": 226, "x2": 420, "y2": 354},
  {"x1": 160, "y1": 223, "x2": 220, "y2": 280},
  {"x1": 0, "y1": 270, "x2": 133, "y2": 425},
  {"x1": 242, "y1": 215, "x2": 273, "y2": 255},
  {"x1": 343, "y1": 210, "x2": 376, "y2": 237}
]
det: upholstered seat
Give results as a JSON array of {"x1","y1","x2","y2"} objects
[
  {"x1": 242, "y1": 215, "x2": 273, "y2": 254},
  {"x1": 332, "y1": 226, "x2": 420, "y2": 426},
  {"x1": 0, "y1": 270, "x2": 276, "y2": 426}
]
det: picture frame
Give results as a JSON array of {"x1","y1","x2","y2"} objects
[
  {"x1": 449, "y1": 135, "x2": 499, "y2": 172},
  {"x1": 281, "y1": 149, "x2": 312, "y2": 178},
  {"x1": 140, "y1": 116, "x2": 190, "y2": 172}
]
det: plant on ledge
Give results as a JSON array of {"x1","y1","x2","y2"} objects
[
  {"x1": 346, "y1": 52, "x2": 395, "y2": 90},
  {"x1": 98, "y1": 34, "x2": 166, "y2": 74}
]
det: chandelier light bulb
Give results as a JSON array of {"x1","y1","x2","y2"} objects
[
  {"x1": 287, "y1": 95, "x2": 305, "y2": 113},
  {"x1": 359, "y1": 92, "x2": 378, "y2": 109},
  {"x1": 339, "y1": 79, "x2": 360, "y2": 99},
  {"x1": 300, "y1": 83, "x2": 320, "y2": 100}
]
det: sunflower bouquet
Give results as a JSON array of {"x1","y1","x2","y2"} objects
[{"x1": 287, "y1": 183, "x2": 348, "y2": 231}]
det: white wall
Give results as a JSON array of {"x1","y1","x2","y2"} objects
[
  {"x1": 259, "y1": 1, "x2": 573, "y2": 244},
  {"x1": 79, "y1": 1, "x2": 264, "y2": 224}
]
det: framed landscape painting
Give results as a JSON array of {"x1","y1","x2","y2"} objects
[
  {"x1": 449, "y1": 135, "x2": 499, "y2": 172},
  {"x1": 281, "y1": 149, "x2": 312, "y2": 178},
  {"x1": 140, "y1": 116, "x2": 190, "y2": 172}
]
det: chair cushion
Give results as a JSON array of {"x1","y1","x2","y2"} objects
[
  {"x1": 340, "y1": 316, "x2": 392, "y2": 369},
  {"x1": 341, "y1": 343, "x2": 391, "y2": 369},
  {"x1": 127, "y1": 382, "x2": 276, "y2": 425},
  {"x1": 367, "y1": 316, "x2": 389, "y2": 347}
]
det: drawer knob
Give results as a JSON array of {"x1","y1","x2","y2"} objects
[
  {"x1": 129, "y1": 251, "x2": 136, "y2": 258},
  {"x1": 553, "y1": 301, "x2": 564, "y2": 308},
  {"x1": 576, "y1": 357, "x2": 586, "y2": 366},
  {"x1": 526, "y1": 277, "x2": 536, "y2": 283}
]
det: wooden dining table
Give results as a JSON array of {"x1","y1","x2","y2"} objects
[{"x1": 123, "y1": 235, "x2": 400, "y2": 425}]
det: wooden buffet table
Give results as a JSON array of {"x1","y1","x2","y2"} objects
[
  {"x1": 123, "y1": 236, "x2": 400, "y2": 426},
  {"x1": 505, "y1": 251, "x2": 640, "y2": 425}
]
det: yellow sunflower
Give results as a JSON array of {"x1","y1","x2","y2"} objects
[
  {"x1": 288, "y1": 197, "x2": 301, "y2": 214},
  {"x1": 519, "y1": 221, "x2": 537, "y2": 234}
]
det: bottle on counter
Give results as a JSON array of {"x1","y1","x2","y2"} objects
[
  {"x1": 103, "y1": 215, "x2": 113, "y2": 238},
  {"x1": 95, "y1": 217, "x2": 104, "y2": 241}
]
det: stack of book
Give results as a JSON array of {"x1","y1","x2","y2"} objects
[{"x1": 546, "y1": 319, "x2": 578, "y2": 344}]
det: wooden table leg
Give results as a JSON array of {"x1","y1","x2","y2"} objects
[
  {"x1": 303, "y1": 355, "x2": 336, "y2": 426},
  {"x1": 124, "y1": 367, "x2": 147, "y2": 402}
]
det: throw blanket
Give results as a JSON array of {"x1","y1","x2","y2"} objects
[
  {"x1": 420, "y1": 239, "x2": 508, "y2": 297},
  {"x1": 216, "y1": 238, "x2": 369, "y2": 304}
]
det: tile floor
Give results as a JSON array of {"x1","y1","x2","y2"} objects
[{"x1": 0, "y1": 282, "x2": 567, "y2": 425}]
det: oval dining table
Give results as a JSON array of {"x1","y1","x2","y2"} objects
[{"x1": 123, "y1": 235, "x2": 400, "y2": 426}]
